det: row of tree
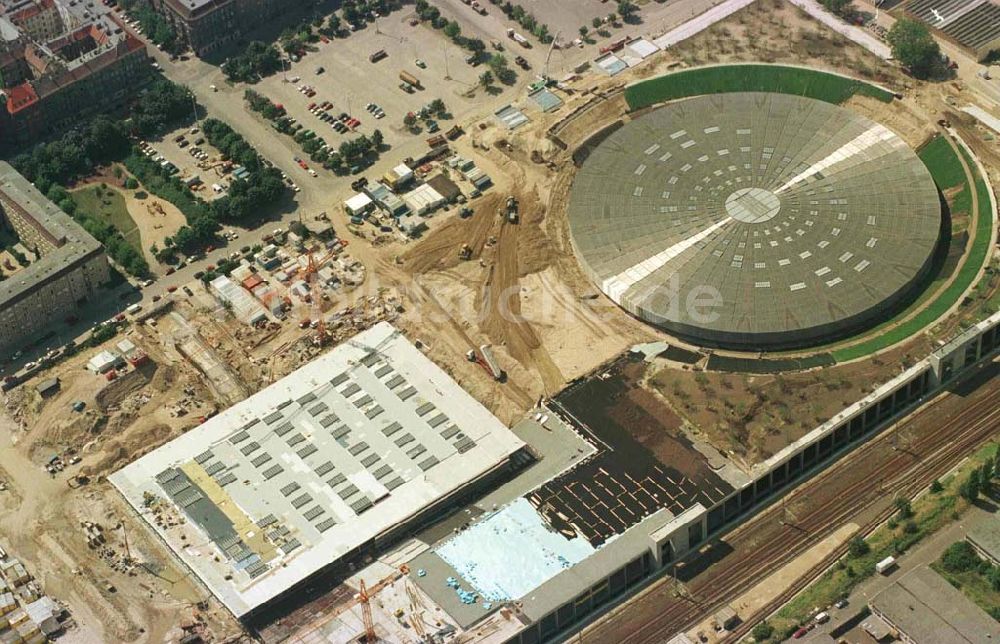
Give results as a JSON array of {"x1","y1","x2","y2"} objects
[
  {"x1": 416, "y1": 0, "x2": 517, "y2": 80},
  {"x1": 244, "y1": 89, "x2": 286, "y2": 121},
  {"x1": 241, "y1": 91, "x2": 383, "y2": 173},
  {"x1": 200, "y1": 119, "x2": 286, "y2": 219},
  {"x1": 486, "y1": 0, "x2": 554, "y2": 44}
]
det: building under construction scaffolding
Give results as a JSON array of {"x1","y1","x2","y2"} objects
[{"x1": 109, "y1": 322, "x2": 527, "y2": 622}]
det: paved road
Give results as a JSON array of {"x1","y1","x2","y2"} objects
[{"x1": 652, "y1": 0, "x2": 756, "y2": 49}]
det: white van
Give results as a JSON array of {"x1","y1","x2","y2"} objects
[{"x1": 125, "y1": 304, "x2": 142, "y2": 315}]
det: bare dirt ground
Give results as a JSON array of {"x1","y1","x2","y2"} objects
[
  {"x1": 0, "y1": 329, "x2": 240, "y2": 643},
  {"x1": 644, "y1": 341, "x2": 927, "y2": 464},
  {"x1": 123, "y1": 190, "x2": 187, "y2": 268}
]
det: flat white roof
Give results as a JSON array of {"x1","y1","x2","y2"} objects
[
  {"x1": 393, "y1": 163, "x2": 414, "y2": 179},
  {"x1": 109, "y1": 322, "x2": 524, "y2": 618},
  {"x1": 403, "y1": 183, "x2": 445, "y2": 214},
  {"x1": 344, "y1": 192, "x2": 373, "y2": 213}
]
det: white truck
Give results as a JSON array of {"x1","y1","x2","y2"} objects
[
  {"x1": 876, "y1": 556, "x2": 896, "y2": 575},
  {"x1": 506, "y1": 28, "x2": 529, "y2": 47}
]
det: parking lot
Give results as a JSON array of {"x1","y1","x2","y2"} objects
[
  {"x1": 247, "y1": 13, "x2": 513, "y2": 176},
  {"x1": 139, "y1": 125, "x2": 234, "y2": 200}
]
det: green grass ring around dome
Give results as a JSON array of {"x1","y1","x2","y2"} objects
[{"x1": 625, "y1": 64, "x2": 895, "y2": 111}]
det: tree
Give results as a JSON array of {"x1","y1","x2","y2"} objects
[
  {"x1": 124, "y1": 177, "x2": 139, "y2": 190},
  {"x1": 960, "y1": 469, "x2": 981, "y2": 502},
  {"x1": 894, "y1": 497, "x2": 913, "y2": 520},
  {"x1": 371, "y1": 129, "x2": 384, "y2": 148},
  {"x1": 617, "y1": 0, "x2": 637, "y2": 21},
  {"x1": 978, "y1": 463, "x2": 993, "y2": 495},
  {"x1": 751, "y1": 621, "x2": 774, "y2": 641},
  {"x1": 887, "y1": 19, "x2": 941, "y2": 79},
  {"x1": 479, "y1": 70, "x2": 494, "y2": 87},
  {"x1": 592, "y1": 16, "x2": 603, "y2": 29},
  {"x1": 579, "y1": 25, "x2": 589, "y2": 38},
  {"x1": 444, "y1": 20, "x2": 462, "y2": 40},
  {"x1": 429, "y1": 98, "x2": 446, "y2": 116},
  {"x1": 848, "y1": 536, "x2": 869, "y2": 558},
  {"x1": 930, "y1": 479, "x2": 944, "y2": 493}
]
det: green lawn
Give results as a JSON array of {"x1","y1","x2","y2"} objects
[
  {"x1": 624, "y1": 64, "x2": 894, "y2": 111},
  {"x1": 764, "y1": 443, "x2": 1000, "y2": 642},
  {"x1": 830, "y1": 136, "x2": 993, "y2": 362},
  {"x1": 71, "y1": 184, "x2": 141, "y2": 251},
  {"x1": 918, "y1": 135, "x2": 968, "y2": 191}
]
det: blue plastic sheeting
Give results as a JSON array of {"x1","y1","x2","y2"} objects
[{"x1": 435, "y1": 498, "x2": 595, "y2": 602}]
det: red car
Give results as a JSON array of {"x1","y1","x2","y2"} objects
[
  {"x1": 298, "y1": 160, "x2": 309, "y2": 170},
  {"x1": 152, "y1": 294, "x2": 162, "y2": 302},
  {"x1": 792, "y1": 627, "x2": 809, "y2": 639},
  {"x1": 167, "y1": 286, "x2": 178, "y2": 293},
  {"x1": 307, "y1": 102, "x2": 316, "y2": 110},
  {"x1": 165, "y1": 267, "x2": 175, "y2": 275},
  {"x1": 320, "y1": 35, "x2": 329, "y2": 43}
]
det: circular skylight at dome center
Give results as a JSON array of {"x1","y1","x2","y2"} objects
[{"x1": 725, "y1": 188, "x2": 781, "y2": 224}]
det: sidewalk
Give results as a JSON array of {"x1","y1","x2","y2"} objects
[{"x1": 786, "y1": 0, "x2": 891, "y2": 60}]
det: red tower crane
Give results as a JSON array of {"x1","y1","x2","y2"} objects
[{"x1": 358, "y1": 579, "x2": 376, "y2": 643}]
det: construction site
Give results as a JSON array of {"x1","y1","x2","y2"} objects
[{"x1": 0, "y1": 0, "x2": 999, "y2": 643}]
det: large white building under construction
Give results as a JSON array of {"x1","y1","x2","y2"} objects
[{"x1": 110, "y1": 322, "x2": 527, "y2": 621}]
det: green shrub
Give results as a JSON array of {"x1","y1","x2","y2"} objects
[
  {"x1": 848, "y1": 537, "x2": 870, "y2": 558},
  {"x1": 940, "y1": 541, "x2": 981, "y2": 573}
]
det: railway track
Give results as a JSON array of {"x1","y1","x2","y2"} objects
[{"x1": 580, "y1": 362, "x2": 1000, "y2": 644}]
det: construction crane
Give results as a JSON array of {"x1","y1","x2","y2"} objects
[
  {"x1": 358, "y1": 579, "x2": 377, "y2": 643},
  {"x1": 543, "y1": 30, "x2": 561, "y2": 83},
  {"x1": 301, "y1": 248, "x2": 338, "y2": 345}
]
